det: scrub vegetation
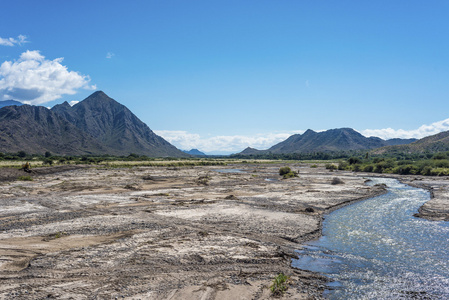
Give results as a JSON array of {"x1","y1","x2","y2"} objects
[{"x1": 329, "y1": 151, "x2": 449, "y2": 176}]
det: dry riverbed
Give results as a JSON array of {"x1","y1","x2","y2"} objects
[{"x1": 0, "y1": 163, "x2": 390, "y2": 299}]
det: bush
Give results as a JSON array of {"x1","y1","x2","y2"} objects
[
  {"x1": 270, "y1": 273, "x2": 290, "y2": 296},
  {"x1": 348, "y1": 157, "x2": 361, "y2": 165},
  {"x1": 421, "y1": 166, "x2": 432, "y2": 176},
  {"x1": 430, "y1": 168, "x2": 449, "y2": 176},
  {"x1": 331, "y1": 177, "x2": 344, "y2": 185},
  {"x1": 325, "y1": 163, "x2": 337, "y2": 171},
  {"x1": 279, "y1": 167, "x2": 292, "y2": 176},
  {"x1": 282, "y1": 171, "x2": 298, "y2": 179},
  {"x1": 17, "y1": 151, "x2": 27, "y2": 158},
  {"x1": 43, "y1": 158, "x2": 53, "y2": 165},
  {"x1": 338, "y1": 161, "x2": 349, "y2": 170},
  {"x1": 363, "y1": 164, "x2": 374, "y2": 172},
  {"x1": 352, "y1": 164, "x2": 362, "y2": 172},
  {"x1": 432, "y1": 153, "x2": 447, "y2": 160}
]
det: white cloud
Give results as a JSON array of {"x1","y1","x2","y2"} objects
[
  {"x1": 0, "y1": 50, "x2": 95, "y2": 104},
  {"x1": 0, "y1": 35, "x2": 28, "y2": 46},
  {"x1": 69, "y1": 100, "x2": 79, "y2": 106},
  {"x1": 361, "y1": 118, "x2": 449, "y2": 140},
  {"x1": 154, "y1": 130, "x2": 304, "y2": 153},
  {"x1": 157, "y1": 118, "x2": 449, "y2": 154},
  {"x1": 106, "y1": 52, "x2": 115, "y2": 59}
]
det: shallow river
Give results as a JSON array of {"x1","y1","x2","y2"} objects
[{"x1": 293, "y1": 177, "x2": 449, "y2": 299}]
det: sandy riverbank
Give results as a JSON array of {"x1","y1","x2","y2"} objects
[
  {"x1": 0, "y1": 164, "x2": 393, "y2": 299},
  {"x1": 398, "y1": 176, "x2": 449, "y2": 221}
]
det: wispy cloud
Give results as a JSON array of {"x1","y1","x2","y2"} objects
[
  {"x1": 0, "y1": 35, "x2": 28, "y2": 46},
  {"x1": 361, "y1": 118, "x2": 449, "y2": 140},
  {"x1": 106, "y1": 52, "x2": 115, "y2": 59},
  {"x1": 154, "y1": 130, "x2": 304, "y2": 153},
  {"x1": 69, "y1": 100, "x2": 79, "y2": 106},
  {"x1": 0, "y1": 50, "x2": 96, "y2": 104}
]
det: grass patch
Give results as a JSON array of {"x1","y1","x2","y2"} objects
[
  {"x1": 270, "y1": 273, "x2": 290, "y2": 296},
  {"x1": 17, "y1": 175, "x2": 33, "y2": 181}
]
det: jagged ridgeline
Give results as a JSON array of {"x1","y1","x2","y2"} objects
[{"x1": 0, "y1": 91, "x2": 188, "y2": 157}]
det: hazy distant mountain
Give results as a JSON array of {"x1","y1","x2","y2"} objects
[
  {"x1": 237, "y1": 128, "x2": 417, "y2": 155},
  {"x1": 183, "y1": 149, "x2": 206, "y2": 156},
  {"x1": 373, "y1": 131, "x2": 449, "y2": 154},
  {"x1": 239, "y1": 147, "x2": 262, "y2": 155},
  {"x1": 0, "y1": 105, "x2": 109, "y2": 155},
  {"x1": 384, "y1": 138, "x2": 418, "y2": 146},
  {"x1": 52, "y1": 91, "x2": 188, "y2": 157},
  {"x1": 0, "y1": 100, "x2": 23, "y2": 109}
]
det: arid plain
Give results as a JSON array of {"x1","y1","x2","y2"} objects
[{"x1": 0, "y1": 163, "x2": 447, "y2": 299}]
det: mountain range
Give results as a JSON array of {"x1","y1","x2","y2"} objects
[
  {"x1": 0, "y1": 91, "x2": 188, "y2": 157},
  {"x1": 238, "y1": 128, "x2": 417, "y2": 155},
  {"x1": 1, "y1": 91, "x2": 447, "y2": 157}
]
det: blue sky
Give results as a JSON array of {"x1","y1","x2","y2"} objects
[{"x1": 1, "y1": 1, "x2": 449, "y2": 154}]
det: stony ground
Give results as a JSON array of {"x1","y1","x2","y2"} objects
[{"x1": 0, "y1": 163, "x2": 389, "y2": 299}]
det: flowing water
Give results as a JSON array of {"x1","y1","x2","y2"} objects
[{"x1": 293, "y1": 178, "x2": 449, "y2": 299}]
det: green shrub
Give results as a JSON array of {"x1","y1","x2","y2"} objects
[
  {"x1": 363, "y1": 164, "x2": 374, "y2": 172},
  {"x1": 43, "y1": 158, "x2": 53, "y2": 165},
  {"x1": 434, "y1": 160, "x2": 449, "y2": 168},
  {"x1": 270, "y1": 273, "x2": 290, "y2": 296},
  {"x1": 279, "y1": 167, "x2": 292, "y2": 175},
  {"x1": 421, "y1": 166, "x2": 432, "y2": 176},
  {"x1": 17, "y1": 176, "x2": 33, "y2": 181},
  {"x1": 352, "y1": 164, "x2": 362, "y2": 172},
  {"x1": 348, "y1": 157, "x2": 361, "y2": 165},
  {"x1": 282, "y1": 171, "x2": 298, "y2": 179},
  {"x1": 430, "y1": 168, "x2": 449, "y2": 176},
  {"x1": 325, "y1": 163, "x2": 337, "y2": 170},
  {"x1": 338, "y1": 161, "x2": 349, "y2": 170}
]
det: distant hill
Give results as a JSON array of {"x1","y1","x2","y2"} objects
[
  {"x1": 237, "y1": 128, "x2": 418, "y2": 155},
  {"x1": 266, "y1": 128, "x2": 388, "y2": 153},
  {"x1": 0, "y1": 100, "x2": 23, "y2": 109},
  {"x1": 373, "y1": 131, "x2": 449, "y2": 154},
  {"x1": 0, "y1": 105, "x2": 109, "y2": 155},
  {"x1": 384, "y1": 138, "x2": 418, "y2": 146},
  {"x1": 239, "y1": 147, "x2": 261, "y2": 155},
  {"x1": 52, "y1": 91, "x2": 188, "y2": 157},
  {"x1": 183, "y1": 149, "x2": 206, "y2": 156}
]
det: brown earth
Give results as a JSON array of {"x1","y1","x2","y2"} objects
[{"x1": 0, "y1": 163, "x2": 392, "y2": 299}]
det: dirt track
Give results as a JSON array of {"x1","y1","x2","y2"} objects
[{"x1": 0, "y1": 164, "x2": 387, "y2": 299}]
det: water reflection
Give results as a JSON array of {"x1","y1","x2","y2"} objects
[{"x1": 293, "y1": 178, "x2": 449, "y2": 299}]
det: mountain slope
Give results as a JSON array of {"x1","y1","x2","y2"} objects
[
  {"x1": 373, "y1": 131, "x2": 449, "y2": 154},
  {"x1": 385, "y1": 138, "x2": 418, "y2": 146},
  {"x1": 0, "y1": 105, "x2": 109, "y2": 155},
  {"x1": 52, "y1": 91, "x2": 187, "y2": 157}
]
